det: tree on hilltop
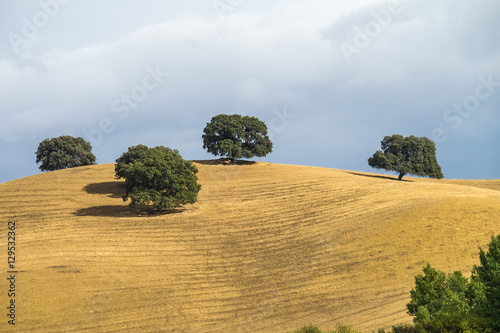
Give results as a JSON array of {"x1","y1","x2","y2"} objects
[
  {"x1": 35, "y1": 135, "x2": 96, "y2": 171},
  {"x1": 202, "y1": 114, "x2": 273, "y2": 163},
  {"x1": 115, "y1": 145, "x2": 201, "y2": 211},
  {"x1": 115, "y1": 144, "x2": 149, "y2": 179},
  {"x1": 368, "y1": 134, "x2": 443, "y2": 180}
]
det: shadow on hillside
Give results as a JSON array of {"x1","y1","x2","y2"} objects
[
  {"x1": 83, "y1": 181, "x2": 125, "y2": 198},
  {"x1": 346, "y1": 172, "x2": 414, "y2": 182},
  {"x1": 193, "y1": 158, "x2": 257, "y2": 166},
  {"x1": 73, "y1": 205, "x2": 185, "y2": 218}
]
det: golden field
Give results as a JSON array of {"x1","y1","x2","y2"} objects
[{"x1": 1, "y1": 162, "x2": 499, "y2": 332}]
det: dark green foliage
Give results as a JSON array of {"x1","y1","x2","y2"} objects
[
  {"x1": 392, "y1": 312, "x2": 492, "y2": 333},
  {"x1": 115, "y1": 144, "x2": 149, "y2": 179},
  {"x1": 407, "y1": 264, "x2": 471, "y2": 323},
  {"x1": 405, "y1": 235, "x2": 500, "y2": 332},
  {"x1": 333, "y1": 324, "x2": 363, "y2": 333},
  {"x1": 289, "y1": 234, "x2": 500, "y2": 333},
  {"x1": 467, "y1": 273, "x2": 487, "y2": 311},
  {"x1": 407, "y1": 263, "x2": 447, "y2": 322},
  {"x1": 390, "y1": 324, "x2": 421, "y2": 333},
  {"x1": 471, "y1": 235, "x2": 500, "y2": 330},
  {"x1": 368, "y1": 134, "x2": 443, "y2": 180},
  {"x1": 202, "y1": 114, "x2": 273, "y2": 162},
  {"x1": 115, "y1": 145, "x2": 201, "y2": 211},
  {"x1": 421, "y1": 311, "x2": 491, "y2": 332},
  {"x1": 35, "y1": 135, "x2": 96, "y2": 171},
  {"x1": 290, "y1": 325, "x2": 323, "y2": 333}
]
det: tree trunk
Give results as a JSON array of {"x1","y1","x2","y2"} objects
[{"x1": 398, "y1": 172, "x2": 405, "y2": 181}]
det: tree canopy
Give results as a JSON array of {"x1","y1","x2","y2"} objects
[
  {"x1": 202, "y1": 114, "x2": 273, "y2": 162},
  {"x1": 115, "y1": 145, "x2": 201, "y2": 211},
  {"x1": 405, "y1": 235, "x2": 500, "y2": 332},
  {"x1": 115, "y1": 144, "x2": 149, "y2": 179},
  {"x1": 35, "y1": 135, "x2": 96, "y2": 171},
  {"x1": 471, "y1": 235, "x2": 500, "y2": 330},
  {"x1": 368, "y1": 134, "x2": 443, "y2": 180},
  {"x1": 407, "y1": 264, "x2": 471, "y2": 323}
]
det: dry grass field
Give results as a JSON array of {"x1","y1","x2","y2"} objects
[{"x1": 1, "y1": 162, "x2": 500, "y2": 332}]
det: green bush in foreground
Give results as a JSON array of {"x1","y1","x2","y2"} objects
[
  {"x1": 404, "y1": 235, "x2": 500, "y2": 332},
  {"x1": 291, "y1": 235, "x2": 500, "y2": 333},
  {"x1": 290, "y1": 325, "x2": 323, "y2": 333},
  {"x1": 472, "y1": 235, "x2": 500, "y2": 330},
  {"x1": 406, "y1": 264, "x2": 472, "y2": 323}
]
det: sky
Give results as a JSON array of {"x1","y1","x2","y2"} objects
[{"x1": 0, "y1": 0, "x2": 499, "y2": 183}]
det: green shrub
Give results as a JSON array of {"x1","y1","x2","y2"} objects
[
  {"x1": 290, "y1": 325, "x2": 323, "y2": 333},
  {"x1": 333, "y1": 324, "x2": 362, "y2": 333},
  {"x1": 392, "y1": 311, "x2": 492, "y2": 333},
  {"x1": 391, "y1": 324, "x2": 421, "y2": 333},
  {"x1": 471, "y1": 235, "x2": 500, "y2": 330}
]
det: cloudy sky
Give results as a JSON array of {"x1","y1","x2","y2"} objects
[{"x1": 1, "y1": 0, "x2": 499, "y2": 183}]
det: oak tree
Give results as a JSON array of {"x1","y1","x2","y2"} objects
[
  {"x1": 368, "y1": 134, "x2": 443, "y2": 180},
  {"x1": 115, "y1": 145, "x2": 201, "y2": 211},
  {"x1": 202, "y1": 114, "x2": 273, "y2": 163},
  {"x1": 35, "y1": 135, "x2": 96, "y2": 171}
]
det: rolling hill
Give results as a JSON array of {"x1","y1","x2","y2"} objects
[{"x1": 1, "y1": 162, "x2": 499, "y2": 332}]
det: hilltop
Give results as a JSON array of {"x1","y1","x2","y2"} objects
[{"x1": 1, "y1": 162, "x2": 499, "y2": 332}]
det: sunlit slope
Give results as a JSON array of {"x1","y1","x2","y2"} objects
[{"x1": 1, "y1": 163, "x2": 499, "y2": 332}]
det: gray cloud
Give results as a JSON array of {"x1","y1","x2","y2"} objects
[{"x1": 0, "y1": 0, "x2": 499, "y2": 183}]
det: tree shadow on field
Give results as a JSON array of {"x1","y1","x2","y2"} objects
[
  {"x1": 193, "y1": 158, "x2": 257, "y2": 166},
  {"x1": 83, "y1": 181, "x2": 125, "y2": 198},
  {"x1": 79, "y1": 181, "x2": 186, "y2": 217},
  {"x1": 346, "y1": 171, "x2": 414, "y2": 182},
  {"x1": 73, "y1": 205, "x2": 185, "y2": 218}
]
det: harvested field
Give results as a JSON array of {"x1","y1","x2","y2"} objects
[{"x1": 1, "y1": 162, "x2": 499, "y2": 332}]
